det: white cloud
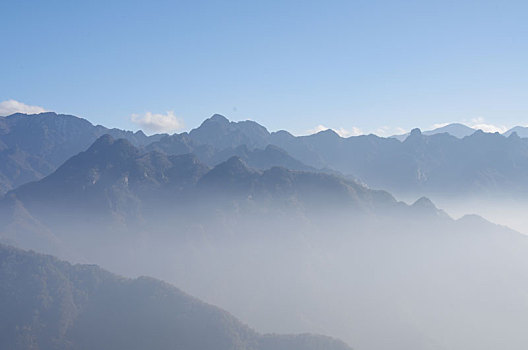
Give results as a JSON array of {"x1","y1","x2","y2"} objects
[
  {"x1": 306, "y1": 124, "x2": 329, "y2": 134},
  {"x1": 131, "y1": 111, "x2": 184, "y2": 134},
  {"x1": 306, "y1": 124, "x2": 363, "y2": 137},
  {"x1": 430, "y1": 118, "x2": 509, "y2": 133},
  {"x1": 468, "y1": 117, "x2": 507, "y2": 133},
  {"x1": 374, "y1": 126, "x2": 407, "y2": 137},
  {"x1": 335, "y1": 126, "x2": 363, "y2": 138},
  {"x1": 0, "y1": 99, "x2": 47, "y2": 116},
  {"x1": 432, "y1": 123, "x2": 450, "y2": 129}
]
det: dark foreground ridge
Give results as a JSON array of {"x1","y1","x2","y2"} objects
[{"x1": 0, "y1": 244, "x2": 352, "y2": 350}]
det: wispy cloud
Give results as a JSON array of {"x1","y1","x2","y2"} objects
[
  {"x1": 131, "y1": 111, "x2": 184, "y2": 134},
  {"x1": 306, "y1": 124, "x2": 363, "y2": 137},
  {"x1": 336, "y1": 127, "x2": 363, "y2": 138},
  {"x1": 0, "y1": 99, "x2": 47, "y2": 116},
  {"x1": 306, "y1": 125, "x2": 329, "y2": 135},
  {"x1": 468, "y1": 117, "x2": 507, "y2": 133},
  {"x1": 431, "y1": 118, "x2": 510, "y2": 133},
  {"x1": 431, "y1": 122, "x2": 451, "y2": 129},
  {"x1": 374, "y1": 126, "x2": 407, "y2": 137}
]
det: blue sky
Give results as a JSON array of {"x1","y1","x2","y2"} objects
[{"x1": 1, "y1": 0, "x2": 527, "y2": 136}]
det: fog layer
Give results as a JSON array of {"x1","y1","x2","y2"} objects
[{"x1": 2, "y1": 136, "x2": 528, "y2": 350}]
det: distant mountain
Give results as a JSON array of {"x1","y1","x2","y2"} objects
[
  {"x1": 178, "y1": 115, "x2": 528, "y2": 197},
  {"x1": 4, "y1": 111, "x2": 528, "y2": 211},
  {"x1": 338, "y1": 128, "x2": 528, "y2": 196},
  {"x1": 189, "y1": 114, "x2": 270, "y2": 149},
  {"x1": 146, "y1": 133, "x2": 318, "y2": 173},
  {"x1": 3, "y1": 135, "x2": 209, "y2": 228},
  {"x1": 210, "y1": 144, "x2": 318, "y2": 172},
  {"x1": 0, "y1": 112, "x2": 330, "y2": 194},
  {"x1": 273, "y1": 127, "x2": 528, "y2": 196},
  {"x1": 0, "y1": 112, "x2": 164, "y2": 194},
  {"x1": 0, "y1": 135, "x2": 422, "y2": 257},
  {"x1": 504, "y1": 126, "x2": 528, "y2": 138},
  {"x1": 392, "y1": 123, "x2": 477, "y2": 141},
  {"x1": 0, "y1": 244, "x2": 351, "y2": 350},
  {"x1": 8, "y1": 134, "x2": 335, "y2": 217},
  {"x1": 424, "y1": 123, "x2": 477, "y2": 138}
]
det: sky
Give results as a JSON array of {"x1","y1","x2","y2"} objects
[{"x1": 1, "y1": 0, "x2": 527, "y2": 136}]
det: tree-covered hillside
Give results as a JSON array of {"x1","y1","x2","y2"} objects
[{"x1": 0, "y1": 244, "x2": 351, "y2": 350}]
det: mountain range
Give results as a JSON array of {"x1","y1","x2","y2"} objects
[
  {"x1": 393, "y1": 123, "x2": 528, "y2": 140},
  {"x1": 391, "y1": 123, "x2": 477, "y2": 140},
  {"x1": 0, "y1": 112, "x2": 164, "y2": 194},
  {"x1": 181, "y1": 116, "x2": 528, "y2": 197},
  {"x1": 503, "y1": 125, "x2": 528, "y2": 138},
  {"x1": 3, "y1": 112, "x2": 528, "y2": 349},
  {"x1": 3, "y1": 112, "x2": 528, "y2": 199},
  {"x1": 0, "y1": 134, "x2": 406, "y2": 257}
]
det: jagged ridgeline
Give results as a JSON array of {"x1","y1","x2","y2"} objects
[
  {"x1": 0, "y1": 244, "x2": 351, "y2": 350},
  {"x1": 0, "y1": 112, "x2": 166, "y2": 194},
  {"x1": 3, "y1": 112, "x2": 528, "y2": 198},
  {"x1": 0, "y1": 134, "x2": 402, "y2": 256}
]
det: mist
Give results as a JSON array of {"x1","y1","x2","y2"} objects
[
  {"x1": 4, "y1": 175, "x2": 528, "y2": 350},
  {"x1": 3, "y1": 119, "x2": 528, "y2": 350}
]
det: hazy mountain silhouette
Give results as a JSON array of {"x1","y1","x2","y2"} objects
[
  {"x1": 0, "y1": 112, "x2": 333, "y2": 195},
  {"x1": 3, "y1": 135, "x2": 209, "y2": 229},
  {"x1": 210, "y1": 144, "x2": 319, "y2": 172},
  {"x1": 0, "y1": 244, "x2": 351, "y2": 350},
  {"x1": 504, "y1": 126, "x2": 528, "y2": 138},
  {"x1": 8, "y1": 135, "x2": 381, "y2": 212},
  {"x1": 146, "y1": 131, "x2": 320, "y2": 173},
  {"x1": 0, "y1": 112, "x2": 164, "y2": 194},
  {"x1": 391, "y1": 123, "x2": 477, "y2": 141},
  {"x1": 179, "y1": 115, "x2": 528, "y2": 197},
  {"x1": 0, "y1": 135, "x2": 430, "y2": 257},
  {"x1": 5, "y1": 112, "x2": 528, "y2": 199}
]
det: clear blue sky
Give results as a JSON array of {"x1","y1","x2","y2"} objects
[{"x1": 1, "y1": 0, "x2": 527, "y2": 135}]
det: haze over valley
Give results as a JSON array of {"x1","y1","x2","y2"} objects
[{"x1": 2, "y1": 112, "x2": 528, "y2": 349}]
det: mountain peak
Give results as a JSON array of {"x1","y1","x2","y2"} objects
[
  {"x1": 218, "y1": 156, "x2": 252, "y2": 173},
  {"x1": 189, "y1": 114, "x2": 270, "y2": 149},
  {"x1": 193, "y1": 114, "x2": 230, "y2": 132},
  {"x1": 508, "y1": 131, "x2": 520, "y2": 139},
  {"x1": 84, "y1": 135, "x2": 138, "y2": 161},
  {"x1": 264, "y1": 144, "x2": 288, "y2": 154},
  {"x1": 410, "y1": 196, "x2": 449, "y2": 218},
  {"x1": 322, "y1": 128, "x2": 340, "y2": 136},
  {"x1": 310, "y1": 128, "x2": 340, "y2": 139},
  {"x1": 425, "y1": 123, "x2": 476, "y2": 138},
  {"x1": 504, "y1": 126, "x2": 528, "y2": 138},
  {"x1": 412, "y1": 196, "x2": 435, "y2": 209},
  {"x1": 208, "y1": 114, "x2": 230, "y2": 124},
  {"x1": 199, "y1": 156, "x2": 257, "y2": 191},
  {"x1": 204, "y1": 156, "x2": 255, "y2": 179},
  {"x1": 403, "y1": 128, "x2": 424, "y2": 143},
  {"x1": 89, "y1": 134, "x2": 115, "y2": 149},
  {"x1": 410, "y1": 128, "x2": 422, "y2": 137}
]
